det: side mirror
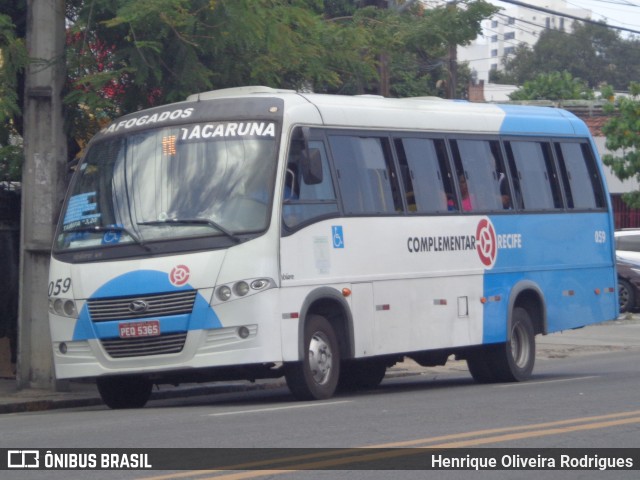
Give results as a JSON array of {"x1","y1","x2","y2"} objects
[{"x1": 300, "y1": 148, "x2": 323, "y2": 185}]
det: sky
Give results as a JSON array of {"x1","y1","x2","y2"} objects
[{"x1": 489, "y1": 0, "x2": 640, "y2": 36}]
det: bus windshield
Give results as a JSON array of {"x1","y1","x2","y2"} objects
[{"x1": 56, "y1": 122, "x2": 278, "y2": 251}]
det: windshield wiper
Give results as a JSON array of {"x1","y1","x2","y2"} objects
[
  {"x1": 62, "y1": 225, "x2": 148, "y2": 249},
  {"x1": 138, "y1": 218, "x2": 241, "y2": 244}
]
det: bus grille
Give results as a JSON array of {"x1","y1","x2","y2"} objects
[
  {"x1": 87, "y1": 291, "x2": 197, "y2": 322},
  {"x1": 101, "y1": 333, "x2": 187, "y2": 358}
]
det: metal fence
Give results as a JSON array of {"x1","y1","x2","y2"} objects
[{"x1": 612, "y1": 195, "x2": 640, "y2": 230}]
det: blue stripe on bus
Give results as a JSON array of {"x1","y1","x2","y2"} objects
[
  {"x1": 497, "y1": 104, "x2": 590, "y2": 136},
  {"x1": 72, "y1": 270, "x2": 221, "y2": 341},
  {"x1": 482, "y1": 213, "x2": 616, "y2": 344}
]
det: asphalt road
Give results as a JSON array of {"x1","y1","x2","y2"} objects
[{"x1": 1, "y1": 321, "x2": 638, "y2": 480}]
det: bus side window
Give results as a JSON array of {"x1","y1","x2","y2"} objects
[
  {"x1": 282, "y1": 140, "x2": 338, "y2": 229},
  {"x1": 504, "y1": 140, "x2": 564, "y2": 210},
  {"x1": 395, "y1": 137, "x2": 451, "y2": 213},
  {"x1": 329, "y1": 135, "x2": 402, "y2": 215},
  {"x1": 555, "y1": 142, "x2": 605, "y2": 210},
  {"x1": 450, "y1": 139, "x2": 505, "y2": 212}
]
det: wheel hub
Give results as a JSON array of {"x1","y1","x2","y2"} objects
[{"x1": 308, "y1": 332, "x2": 332, "y2": 385}]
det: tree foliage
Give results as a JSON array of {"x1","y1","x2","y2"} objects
[
  {"x1": 508, "y1": 71, "x2": 594, "y2": 101},
  {"x1": 0, "y1": 2, "x2": 27, "y2": 183},
  {"x1": 492, "y1": 21, "x2": 640, "y2": 90},
  {"x1": 3, "y1": 0, "x2": 498, "y2": 165},
  {"x1": 602, "y1": 82, "x2": 640, "y2": 208}
]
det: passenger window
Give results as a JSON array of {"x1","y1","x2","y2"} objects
[
  {"x1": 450, "y1": 139, "x2": 510, "y2": 212},
  {"x1": 329, "y1": 135, "x2": 402, "y2": 214},
  {"x1": 555, "y1": 142, "x2": 605, "y2": 209},
  {"x1": 505, "y1": 141, "x2": 563, "y2": 210},
  {"x1": 283, "y1": 140, "x2": 338, "y2": 229},
  {"x1": 395, "y1": 138, "x2": 453, "y2": 213}
]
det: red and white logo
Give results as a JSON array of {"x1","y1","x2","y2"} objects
[
  {"x1": 169, "y1": 265, "x2": 190, "y2": 286},
  {"x1": 476, "y1": 219, "x2": 497, "y2": 268}
]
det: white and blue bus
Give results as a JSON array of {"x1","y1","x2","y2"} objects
[{"x1": 48, "y1": 86, "x2": 618, "y2": 408}]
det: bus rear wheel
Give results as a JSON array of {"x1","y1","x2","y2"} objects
[
  {"x1": 96, "y1": 375, "x2": 153, "y2": 409},
  {"x1": 466, "y1": 307, "x2": 535, "y2": 383},
  {"x1": 466, "y1": 347, "x2": 498, "y2": 383},
  {"x1": 285, "y1": 314, "x2": 340, "y2": 400},
  {"x1": 492, "y1": 307, "x2": 535, "y2": 382}
]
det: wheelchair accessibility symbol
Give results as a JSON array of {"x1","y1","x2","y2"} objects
[
  {"x1": 102, "y1": 229, "x2": 122, "y2": 245},
  {"x1": 332, "y1": 226, "x2": 344, "y2": 248}
]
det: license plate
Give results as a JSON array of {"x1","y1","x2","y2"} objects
[{"x1": 119, "y1": 320, "x2": 160, "y2": 338}]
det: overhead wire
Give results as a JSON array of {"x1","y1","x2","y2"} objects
[{"x1": 492, "y1": 0, "x2": 640, "y2": 35}]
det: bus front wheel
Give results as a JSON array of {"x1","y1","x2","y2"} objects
[
  {"x1": 96, "y1": 375, "x2": 152, "y2": 409},
  {"x1": 285, "y1": 314, "x2": 340, "y2": 400}
]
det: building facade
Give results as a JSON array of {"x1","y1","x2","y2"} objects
[{"x1": 458, "y1": 0, "x2": 591, "y2": 83}]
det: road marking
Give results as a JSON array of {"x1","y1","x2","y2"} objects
[
  {"x1": 207, "y1": 400, "x2": 351, "y2": 417},
  {"x1": 140, "y1": 409, "x2": 640, "y2": 480},
  {"x1": 495, "y1": 375, "x2": 599, "y2": 387}
]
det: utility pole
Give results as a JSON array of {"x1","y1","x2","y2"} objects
[
  {"x1": 448, "y1": 41, "x2": 458, "y2": 99},
  {"x1": 378, "y1": 0, "x2": 420, "y2": 96},
  {"x1": 18, "y1": 0, "x2": 67, "y2": 389},
  {"x1": 447, "y1": 1, "x2": 458, "y2": 99}
]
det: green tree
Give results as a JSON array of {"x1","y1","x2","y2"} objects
[
  {"x1": 494, "y1": 21, "x2": 637, "y2": 90},
  {"x1": 63, "y1": 0, "x2": 379, "y2": 148},
  {"x1": 334, "y1": 0, "x2": 496, "y2": 97},
  {"x1": 0, "y1": 8, "x2": 27, "y2": 182},
  {"x1": 61, "y1": 0, "x2": 496, "y2": 149},
  {"x1": 0, "y1": 0, "x2": 499, "y2": 165},
  {"x1": 602, "y1": 82, "x2": 640, "y2": 208},
  {"x1": 508, "y1": 71, "x2": 594, "y2": 101}
]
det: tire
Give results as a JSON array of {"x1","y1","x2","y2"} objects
[
  {"x1": 285, "y1": 314, "x2": 340, "y2": 400},
  {"x1": 466, "y1": 347, "x2": 499, "y2": 383},
  {"x1": 96, "y1": 375, "x2": 153, "y2": 409},
  {"x1": 490, "y1": 307, "x2": 536, "y2": 382},
  {"x1": 618, "y1": 278, "x2": 634, "y2": 313},
  {"x1": 338, "y1": 359, "x2": 387, "y2": 391}
]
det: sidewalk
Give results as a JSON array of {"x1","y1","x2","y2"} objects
[{"x1": 1, "y1": 316, "x2": 638, "y2": 414}]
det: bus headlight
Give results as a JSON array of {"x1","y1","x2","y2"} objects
[
  {"x1": 216, "y1": 285, "x2": 232, "y2": 302},
  {"x1": 213, "y1": 278, "x2": 275, "y2": 304},
  {"x1": 49, "y1": 298, "x2": 78, "y2": 318},
  {"x1": 233, "y1": 281, "x2": 250, "y2": 297}
]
